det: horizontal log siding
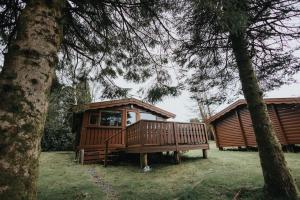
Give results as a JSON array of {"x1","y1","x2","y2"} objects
[
  {"x1": 215, "y1": 112, "x2": 245, "y2": 147},
  {"x1": 268, "y1": 105, "x2": 287, "y2": 144},
  {"x1": 214, "y1": 104, "x2": 300, "y2": 148},
  {"x1": 277, "y1": 104, "x2": 300, "y2": 144},
  {"x1": 239, "y1": 107, "x2": 256, "y2": 146}
]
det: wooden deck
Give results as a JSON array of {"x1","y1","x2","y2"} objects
[{"x1": 78, "y1": 120, "x2": 209, "y2": 165}]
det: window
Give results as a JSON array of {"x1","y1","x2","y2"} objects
[
  {"x1": 89, "y1": 112, "x2": 99, "y2": 125},
  {"x1": 140, "y1": 111, "x2": 156, "y2": 120},
  {"x1": 100, "y1": 111, "x2": 122, "y2": 127},
  {"x1": 127, "y1": 111, "x2": 137, "y2": 126},
  {"x1": 156, "y1": 116, "x2": 165, "y2": 121}
]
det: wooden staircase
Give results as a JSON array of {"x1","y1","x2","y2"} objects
[{"x1": 80, "y1": 149, "x2": 120, "y2": 165}]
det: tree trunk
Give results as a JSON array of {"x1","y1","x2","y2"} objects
[
  {"x1": 230, "y1": 33, "x2": 299, "y2": 199},
  {"x1": 0, "y1": 1, "x2": 64, "y2": 199}
]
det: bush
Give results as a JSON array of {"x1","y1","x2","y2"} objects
[{"x1": 41, "y1": 128, "x2": 74, "y2": 151}]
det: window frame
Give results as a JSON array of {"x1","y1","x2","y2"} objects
[
  {"x1": 99, "y1": 110, "x2": 122, "y2": 127},
  {"x1": 126, "y1": 110, "x2": 139, "y2": 126},
  {"x1": 88, "y1": 111, "x2": 100, "y2": 126},
  {"x1": 88, "y1": 110, "x2": 123, "y2": 128}
]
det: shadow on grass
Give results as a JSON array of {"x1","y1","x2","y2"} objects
[
  {"x1": 221, "y1": 145, "x2": 300, "y2": 153},
  {"x1": 113, "y1": 152, "x2": 205, "y2": 169},
  {"x1": 177, "y1": 180, "x2": 264, "y2": 200}
]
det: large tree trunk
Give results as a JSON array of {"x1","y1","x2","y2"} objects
[
  {"x1": 230, "y1": 33, "x2": 299, "y2": 199},
  {"x1": 0, "y1": 1, "x2": 64, "y2": 199}
]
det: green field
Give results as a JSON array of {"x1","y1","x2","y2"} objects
[{"x1": 38, "y1": 144, "x2": 300, "y2": 200}]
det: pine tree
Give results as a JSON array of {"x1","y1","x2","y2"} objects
[
  {"x1": 174, "y1": 0, "x2": 300, "y2": 199},
  {"x1": 0, "y1": 1, "x2": 173, "y2": 199}
]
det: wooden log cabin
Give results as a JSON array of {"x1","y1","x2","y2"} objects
[
  {"x1": 207, "y1": 97, "x2": 300, "y2": 150},
  {"x1": 72, "y1": 98, "x2": 209, "y2": 166}
]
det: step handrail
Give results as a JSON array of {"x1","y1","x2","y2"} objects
[{"x1": 104, "y1": 128, "x2": 125, "y2": 167}]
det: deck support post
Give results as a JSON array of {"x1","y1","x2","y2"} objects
[
  {"x1": 104, "y1": 141, "x2": 109, "y2": 167},
  {"x1": 140, "y1": 153, "x2": 148, "y2": 168},
  {"x1": 75, "y1": 150, "x2": 79, "y2": 161},
  {"x1": 288, "y1": 144, "x2": 295, "y2": 153},
  {"x1": 202, "y1": 149, "x2": 208, "y2": 159},
  {"x1": 80, "y1": 149, "x2": 84, "y2": 164},
  {"x1": 174, "y1": 151, "x2": 181, "y2": 164}
]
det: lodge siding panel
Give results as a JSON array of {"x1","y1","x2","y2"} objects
[
  {"x1": 215, "y1": 111, "x2": 245, "y2": 147},
  {"x1": 239, "y1": 107, "x2": 256, "y2": 147},
  {"x1": 209, "y1": 98, "x2": 300, "y2": 148},
  {"x1": 277, "y1": 104, "x2": 300, "y2": 144},
  {"x1": 269, "y1": 105, "x2": 288, "y2": 145}
]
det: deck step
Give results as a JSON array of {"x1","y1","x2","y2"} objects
[
  {"x1": 81, "y1": 148, "x2": 120, "y2": 165},
  {"x1": 102, "y1": 159, "x2": 113, "y2": 162}
]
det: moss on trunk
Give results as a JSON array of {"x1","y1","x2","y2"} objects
[
  {"x1": 0, "y1": 0, "x2": 64, "y2": 199},
  {"x1": 230, "y1": 32, "x2": 299, "y2": 199}
]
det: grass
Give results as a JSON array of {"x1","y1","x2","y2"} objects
[
  {"x1": 37, "y1": 152, "x2": 105, "y2": 200},
  {"x1": 38, "y1": 143, "x2": 300, "y2": 200}
]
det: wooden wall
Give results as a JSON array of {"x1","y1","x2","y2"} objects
[
  {"x1": 277, "y1": 104, "x2": 300, "y2": 144},
  {"x1": 213, "y1": 104, "x2": 300, "y2": 148},
  {"x1": 214, "y1": 111, "x2": 245, "y2": 147},
  {"x1": 78, "y1": 108, "x2": 125, "y2": 149}
]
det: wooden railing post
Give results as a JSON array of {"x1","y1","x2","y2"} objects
[
  {"x1": 140, "y1": 121, "x2": 145, "y2": 146},
  {"x1": 173, "y1": 122, "x2": 179, "y2": 151},
  {"x1": 203, "y1": 124, "x2": 209, "y2": 144},
  {"x1": 125, "y1": 128, "x2": 128, "y2": 147}
]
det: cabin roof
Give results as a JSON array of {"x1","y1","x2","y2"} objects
[
  {"x1": 73, "y1": 98, "x2": 176, "y2": 118},
  {"x1": 207, "y1": 97, "x2": 300, "y2": 124}
]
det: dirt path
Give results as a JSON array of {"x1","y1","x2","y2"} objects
[{"x1": 87, "y1": 168, "x2": 119, "y2": 200}]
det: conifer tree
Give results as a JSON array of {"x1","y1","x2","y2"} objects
[
  {"x1": 174, "y1": 0, "x2": 300, "y2": 198},
  {"x1": 0, "y1": 1, "x2": 173, "y2": 199}
]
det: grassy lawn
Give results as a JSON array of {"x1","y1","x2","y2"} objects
[
  {"x1": 38, "y1": 152, "x2": 105, "y2": 200},
  {"x1": 38, "y1": 144, "x2": 300, "y2": 200}
]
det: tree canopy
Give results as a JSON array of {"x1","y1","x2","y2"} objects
[
  {"x1": 172, "y1": 0, "x2": 300, "y2": 198},
  {"x1": 0, "y1": 0, "x2": 178, "y2": 102},
  {"x1": 173, "y1": 0, "x2": 300, "y2": 104}
]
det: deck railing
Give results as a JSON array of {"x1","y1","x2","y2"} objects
[
  {"x1": 126, "y1": 120, "x2": 208, "y2": 147},
  {"x1": 103, "y1": 120, "x2": 208, "y2": 166}
]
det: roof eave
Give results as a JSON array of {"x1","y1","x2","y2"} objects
[
  {"x1": 207, "y1": 97, "x2": 300, "y2": 124},
  {"x1": 72, "y1": 98, "x2": 176, "y2": 119}
]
